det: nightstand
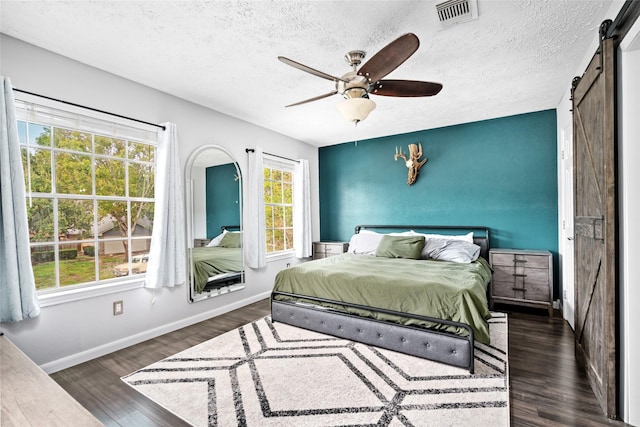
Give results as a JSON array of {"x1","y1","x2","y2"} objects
[
  {"x1": 312, "y1": 241, "x2": 349, "y2": 259},
  {"x1": 489, "y1": 248, "x2": 553, "y2": 316},
  {"x1": 194, "y1": 238, "x2": 211, "y2": 247}
]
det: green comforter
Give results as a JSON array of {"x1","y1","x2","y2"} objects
[
  {"x1": 272, "y1": 253, "x2": 492, "y2": 344},
  {"x1": 191, "y1": 247, "x2": 243, "y2": 293}
]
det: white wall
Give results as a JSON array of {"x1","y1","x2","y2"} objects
[
  {"x1": 618, "y1": 16, "x2": 640, "y2": 425},
  {"x1": 0, "y1": 34, "x2": 320, "y2": 372}
]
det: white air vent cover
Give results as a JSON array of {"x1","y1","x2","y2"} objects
[{"x1": 436, "y1": 0, "x2": 478, "y2": 28}]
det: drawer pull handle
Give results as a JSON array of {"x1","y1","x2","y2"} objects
[
  {"x1": 512, "y1": 287, "x2": 526, "y2": 293},
  {"x1": 512, "y1": 274, "x2": 527, "y2": 277},
  {"x1": 513, "y1": 259, "x2": 527, "y2": 263}
]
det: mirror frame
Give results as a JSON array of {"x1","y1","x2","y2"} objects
[{"x1": 185, "y1": 145, "x2": 244, "y2": 302}]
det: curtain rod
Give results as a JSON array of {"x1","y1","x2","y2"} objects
[
  {"x1": 13, "y1": 88, "x2": 166, "y2": 131},
  {"x1": 245, "y1": 148, "x2": 300, "y2": 163}
]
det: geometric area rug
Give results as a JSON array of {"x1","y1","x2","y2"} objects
[{"x1": 122, "y1": 313, "x2": 509, "y2": 427}]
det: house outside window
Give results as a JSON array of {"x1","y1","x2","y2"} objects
[
  {"x1": 16, "y1": 102, "x2": 157, "y2": 293},
  {"x1": 263, "y1": 158, "x2": 295, "y2": 254}
]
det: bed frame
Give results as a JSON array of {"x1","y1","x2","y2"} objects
[{"x1": 271, "y1": 225, "x2": 491, "y2": 373}]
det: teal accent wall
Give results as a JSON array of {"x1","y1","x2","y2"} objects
[
  {"x1": 319, "y1": 109, "x2": 559, "y2": 297},
  {"x1": 205, "y1": 163, "x2": 240, "y2": 238}
]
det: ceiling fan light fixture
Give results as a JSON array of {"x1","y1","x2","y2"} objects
[{"x1": 337, "y1": 97, "x2": 376, "y2": 124}]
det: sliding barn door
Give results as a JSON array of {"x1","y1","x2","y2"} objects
[{"x1": 571, "y1": 33, "x2": 617, "y2": 418}]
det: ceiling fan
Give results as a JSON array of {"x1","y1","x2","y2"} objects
[{"x1": 278, "y1": 33, "x2": 442, "y2": 124}]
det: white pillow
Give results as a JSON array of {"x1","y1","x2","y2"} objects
[
  {"x1": 389, "y1": 231, "x2": 415, "y2": 236},
  {"x1": 206, "y1": 229, "x2": 228, "y2": 247},
  {"x1": 410, "y1": 231, "x2": 473, "y2": 243},
  {"x1": 347, "y1": 230, "x2": 383, "y2": 255},
  {"x1": 409, "y1": 231, "x2": 474, "y2": 259},
  {"x1": 347, "y1": 230, "x2": 416, "y2": 255},
  {"x1": 427, "y1": 239, "x2": 481, "y2": 263}
]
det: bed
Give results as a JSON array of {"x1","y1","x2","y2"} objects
[
  {"x1": 271, "y1": 225, "x2": 492, "y2": 373},
  {"x1": 190, "y1": 225, "x2": 243, "y2": 293}
]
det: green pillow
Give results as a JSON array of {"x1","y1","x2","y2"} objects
[
  {"x1": 219, "y1": 232, "x2": 242, "y2": 248},
  {"x1": 375, "y1": 235, "x2": 425, "y2": 259}
]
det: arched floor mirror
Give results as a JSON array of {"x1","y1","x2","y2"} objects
[{"x1": 185, "y1": 145, "x2": 244, "y2": 302}]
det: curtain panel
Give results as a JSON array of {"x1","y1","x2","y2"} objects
[
  {"x1": 0, "y1": 76, "x2": 41, "y2": 322},
  {"x1": 144, "y1": 122, "x2": 186, "y2": 288},
  {"x1": 294, "y1": 159, "x2": 312, "y2": 258},
  {"x1": 245, "y1": 147, "x2": 266, "y2": 268}
]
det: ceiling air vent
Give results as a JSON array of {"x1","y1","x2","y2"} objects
[{"x1": 436, "y1": 0, "x2": 478, "y2": 29}]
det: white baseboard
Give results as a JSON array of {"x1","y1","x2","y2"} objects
[{"x1": 41, "y1": 291, "x2": 272, "y2": 374}]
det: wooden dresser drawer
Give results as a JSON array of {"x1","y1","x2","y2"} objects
[
  {"x1": 489, "y1": 249, "x2": 553, "y2": 316},
  {"x1": 492, "y1": 266, "x2": 550, "y2": 287},
  {"x1": 491, "y1": 252, "x2": 549, "y2": 269},
  {"x1": 313, "y1": 241, "x2": 349, "y2": 259},
  {"x1": 492, "y1": 276, "x2": 550, "y2": 302}
]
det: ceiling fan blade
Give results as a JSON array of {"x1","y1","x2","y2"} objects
[
  {"x1": 371, "y1": 80, "x2": 443, "y2": 97},
  {"x1": 285, "y1": 90, "x2": 339, "y2": 107},
  {"x1": 278, "y1": 56, "x2": 346, "y2": 83},
  {"x1": 358, "y1": 33, "x2": 420, "y2": 83}
]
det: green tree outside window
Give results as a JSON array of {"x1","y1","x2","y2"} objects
[{"x1": 18, "y1": 120, "x2": 156, "y2": 291}]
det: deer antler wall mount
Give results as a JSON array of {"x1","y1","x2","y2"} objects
[{"x1": 394, "y1": 143, "x2": 427, "y2": 186}]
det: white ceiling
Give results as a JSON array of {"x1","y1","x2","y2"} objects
[{"x1": 0, "y1": 0, "x2": 613, "y2": 147}]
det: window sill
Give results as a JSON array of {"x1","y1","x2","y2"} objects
[
  {"x1": 37, "y1": 278, "x2": 145, "y2": 308},
  {"x1": 266, "y1": 250, "x2": 296, "y2": 262}
]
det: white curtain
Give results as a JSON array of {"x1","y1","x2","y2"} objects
[
  {"x1": 144, "y1": 122, "x2": 186, "y2": 288},
  {"x1": 0, "y1": 76, "x2": 40, "y2": 322},
  {"x1": 294, "y1": 159, "x2": 312, "y2": 258},
  {"x1": 245, "y1": 147, "x2": 266, "y2": 268}
]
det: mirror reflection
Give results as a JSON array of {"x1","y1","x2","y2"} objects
[{"x1": 186, "y1": 145, "x2": 243, "y2": 302}]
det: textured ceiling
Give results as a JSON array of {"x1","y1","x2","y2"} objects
[{"x1": 0, "y1": 1, "x2": 612, "y2": 147}]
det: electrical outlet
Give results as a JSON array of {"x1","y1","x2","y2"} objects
[{"x1": 113, "y1": 300, "x2": 123, "y2": 316}]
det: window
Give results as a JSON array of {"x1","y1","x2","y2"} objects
[
  {"x1": 16, "y1": 102, "x2": 157, "y2": 293},
  {"x1": 263, "y1": 159, "x2": 295, "y2": 254}
]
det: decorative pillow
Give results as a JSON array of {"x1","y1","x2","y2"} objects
[
  {"x1": 347, "y1": 230, "x2": 417, "y2": 255},
  {"x1": 219, "y1": 231, "x2": 242, "y2": 248},
  {"x1": 375, "y1": 235, "x2": 426, "y2": 260},
  {"x1": 410, "y1": 231, "x2": 474, "y2": 259},
  {"x1": 347, "y1": 230, "x2": 383, "y2": 255},
  {"x1": 426, "y1": 239, "x2": 481, "y2": 263},
  {"x1": 206, "y1": 229, "x2": 228, "y2": 247}
]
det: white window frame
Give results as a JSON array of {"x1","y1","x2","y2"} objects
[
  {"x1": 263, "y1": 156, "x2": 296, "y2": 258},
  {"x1": 14, "y1": 99, "x2": 158, "y2": 305}
]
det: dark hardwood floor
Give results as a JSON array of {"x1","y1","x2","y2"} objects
[{"x1": 50, "y1": 299, "x2": 630, "y2": 426}]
